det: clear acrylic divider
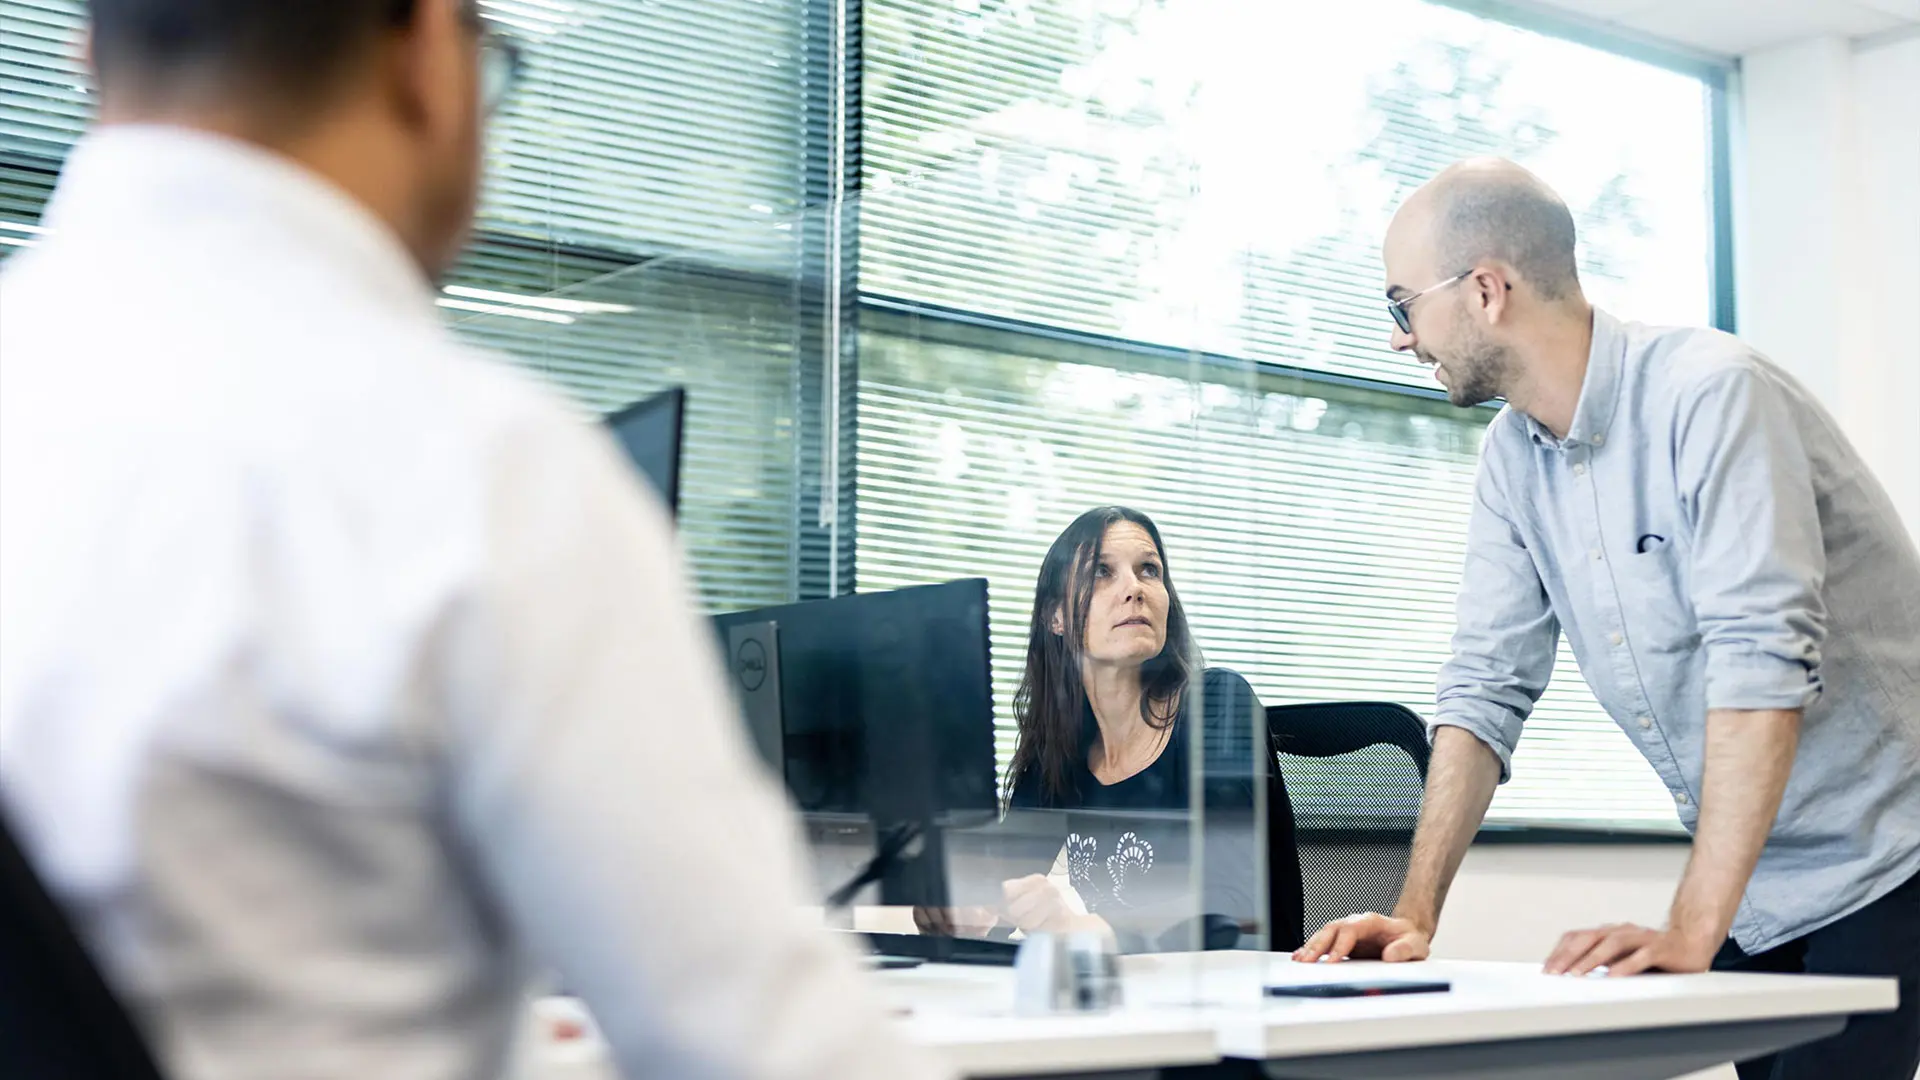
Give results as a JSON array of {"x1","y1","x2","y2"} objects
[{"x1": 446, "y1": 180, "x2": 1223, "y2": 1009}]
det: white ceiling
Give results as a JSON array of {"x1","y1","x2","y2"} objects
[{"x1": 1516, "y1": 0, "x2": 1920, "y2": 56}]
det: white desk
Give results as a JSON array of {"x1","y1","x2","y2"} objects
[
  {"x1": 519, "y1": 973, "x2": 1218, "y2": 1080},
  {"x1": 869, "y1": 951, "x2": 1897, "y2": 1080},
  {"x1": 526, "y1": 953, "x2": 1896, "y2": 1080},
  {"x1": 875, "y1": 958, "x2": 1217, "y2": 1078},
  {"x1": 1169, "y1": 952, "x2": 1894, "y2": 1079}
]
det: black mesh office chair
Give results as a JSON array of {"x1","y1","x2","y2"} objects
[
  {"x1": 0, "y1": 804, "x2": 168, "y2": 1079},
  {"x1": 1266, "y1": 702, "x2": 1430, "y2": 943}
]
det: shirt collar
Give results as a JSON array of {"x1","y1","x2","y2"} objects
[
  {"x1": 41, "y1": 124, "x2": 433, "y2": 315},
  {"x1": 1523, "y1": 307, "x2": 1624, "y2": 450}
]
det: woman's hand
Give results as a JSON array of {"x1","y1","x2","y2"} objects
[
  {"x1": 912, "y1": 905, "x2": 999, "y2": 938},
  {"x1": 1001, "y1": 874, "x2": 1111, "y2": 938}
]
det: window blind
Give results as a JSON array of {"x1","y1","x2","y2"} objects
[
  {"x1": 0, "y1": 0, "x2": 816, "y2": 614},
  {"x1": 450, "y1": 0, "x2": 819, "y2": 612},
  {"x1": 0, "y1": 1, "x2": 87, "y2": 161},
  {"x1": 445, "y1": 256, "x2": 807, "y2": 615},
  {"x1": 857, "y1": 0, "x2": 1720, "y2": 830},
  {"x1": 855, "y1": 317, "x2": 1679, "y2": 829},
  {"x1": 474, "y1": 0, "x2": 809, "y2": 271}
]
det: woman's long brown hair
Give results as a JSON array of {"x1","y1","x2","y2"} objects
[{"x1": 1004, "y1": 506, "x2": 1195, "y2": 806}]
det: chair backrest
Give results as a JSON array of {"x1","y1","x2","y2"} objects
[
  {"x1": 1265, "y1": 702, "x2": 1429, "y2": 944},
  {"x1": 0, "y1": 805, "x2": 168, "y2": 1079}
]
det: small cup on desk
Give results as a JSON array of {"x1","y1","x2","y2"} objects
[{"x1": 1013, "y1": 931, "x2": 1123, "y2": 1015}]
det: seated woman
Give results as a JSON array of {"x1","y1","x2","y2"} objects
[{"x1": 994, "y1": 505, "x2": 1305, "y2": 953}]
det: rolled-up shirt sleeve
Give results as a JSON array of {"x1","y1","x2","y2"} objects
[
  {"x1": 1676, "y1": 365, "x2": 1827, "y2": 711},
  {"x1": 1434, "y1": 447, "x2": 1560, "y2": 782}
]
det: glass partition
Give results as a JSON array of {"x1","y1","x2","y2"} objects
[
  {"x1": 447, "y1": 183, "x2": 1223, "y2": 1002},
  {"x1": 858, "y1": 177, "x2": 1221, "y2": 997},
  {"x1": 447, "y1": 250, "x2": 808, "y2": 616}
]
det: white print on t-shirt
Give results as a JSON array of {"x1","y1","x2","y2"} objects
[
  {"x1": 1065, "y1": 831, "x2": 1155, "y2": 909},
  {"x1": 1107, "y1": 832, "x2": 1154, "y2": 902},
  {"x1": 1067, "y1": 833, "x2": 1099, "y2": 886}
]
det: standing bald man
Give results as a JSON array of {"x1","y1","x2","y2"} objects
[{"x1": 1292, "y1": 159, "x2": 1920, "y2": 1080}]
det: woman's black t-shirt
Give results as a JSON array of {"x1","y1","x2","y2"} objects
[{"x1": 1005, "y1": 668, "x2": 1305, "y2": 952}]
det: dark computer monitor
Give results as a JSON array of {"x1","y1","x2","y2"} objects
[
  {"x1": 604, "y1": 387, "x2": 685, "y2": 517},
  {"x1": 711, "y1": 579, "x2": 1001, "y2": 905}
]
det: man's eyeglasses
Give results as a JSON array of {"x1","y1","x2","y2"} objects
[
  {"x1": 1387, "y1": 269, "x2": 1472, "y2": 335},
  {"x1": 388, "y1": 1, "x2": 527, "y2": 116},
  {"x1": 478, "y1": 25, "x2": 526, "y2": 116}
]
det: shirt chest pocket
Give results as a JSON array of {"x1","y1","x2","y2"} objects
[{"x1": 1613, "y1": 540, "x2": 1701, "y2": 655}]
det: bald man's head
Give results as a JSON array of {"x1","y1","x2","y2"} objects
[
  {"x1": 1382, "y1": 160, "x2": 1588, "y2": 408},
  {"x1": 1406, "y1": 158, "x2": 1581, "y2": 301}
]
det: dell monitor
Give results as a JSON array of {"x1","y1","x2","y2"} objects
[{"x1": 604, "y1": 387, "x2": 685, "y2": 518}]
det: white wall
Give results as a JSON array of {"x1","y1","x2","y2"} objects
[
  {"x1": 1852, "y1": 36, "x2": 1920, "y2": 537},
  {"x1": 1434, "y1": 843, "x2": 1690, "y2": 961},
  {"x1": 1737, "y1": 33, "x2": 1920, "y2": 538}
]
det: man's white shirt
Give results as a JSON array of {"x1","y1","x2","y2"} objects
[{"x1": 0, "y1": 125, "x2": 948, "y2": 1080}]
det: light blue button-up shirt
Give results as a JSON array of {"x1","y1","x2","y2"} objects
[{"x1": 1436, "y1": 307, "x2": 1920, "y2": 953}]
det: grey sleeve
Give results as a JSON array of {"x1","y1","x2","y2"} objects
[
  {"x1": 1674, "y1": 365, "x2": 1827, "y2": 711},
  {"x1": 1433, "y1": 450, "x2": 1560, "y2": 782}
]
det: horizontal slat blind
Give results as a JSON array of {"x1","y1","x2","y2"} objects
[
  {"x1": 0, "y1": 0, "x2": 806, "y2": 266},
  {"x1": 0, "y1": 0, "x2": 811, "y2": 613},
  {"x1": 444, "y1": 258, "x2": 804, "y2": 614},
  {"x1": 466, "y1": 0, "x2": 816, "y2": 612},
  {"x1": 0, "y1": 1, "x2": 87, "y2": 159},
  {"x1": 477, "y1": 0, "x2": 806, "y2": 271},
  {"x1": 855, "y1": 323, "x2": 1680, "y2": 828}
]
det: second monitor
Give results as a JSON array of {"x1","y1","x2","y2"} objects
[
  {"x1": 604, "y1": 387, "x2": 685, "y2": 518},
  {"x1": 711, "y1": 579, "x2": 1000, "y2": 905},
  {"x1": 712, "y1": 578, "x2": 998, "y2": 821}
]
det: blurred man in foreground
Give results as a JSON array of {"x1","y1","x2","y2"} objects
[{"x1": 0, "y1": 2, "x2": 949, "y2": 1078}]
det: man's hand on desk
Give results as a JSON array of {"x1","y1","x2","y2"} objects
[
  {"x1": 1293, "y1": 912, "x2": 1433, "y2": 964},
  {"x1": 1543, "y1": 923, "x2": 1719, "y2": 977}
]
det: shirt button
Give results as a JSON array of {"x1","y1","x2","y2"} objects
[
  {"x1": 1591, "y1": 547, "x2": 1603, "y2": 561},
  {"x1": 1675, "y1": 792, "x2": 1691, "y2": 806},
  {"x1": 1592, "y1": 434, "x2": 1606, "y2": 447},
  {"x1": 1573, "y1": 463, "x2": 1588, "y2": 477},
  {"x1": 1609, "y1": 632, "x2": 1624, "y2": 646},
  {"x1": 1637, "y1": 716, "x2": 1653, "y2": 730}
]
